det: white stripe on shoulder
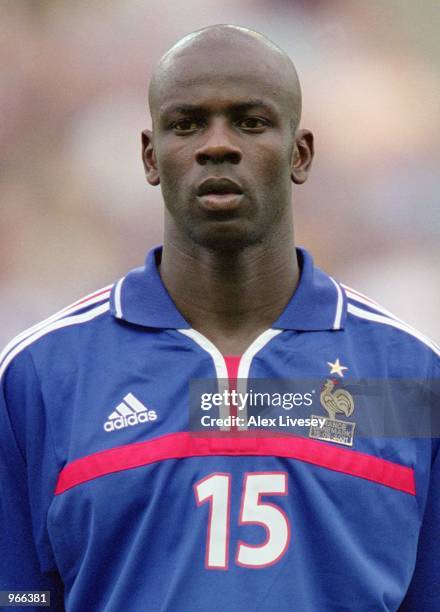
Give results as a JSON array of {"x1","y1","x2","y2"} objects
[
  {"x1": 61, "y1": 284, "x2": 113, "y2": 313},
  {"x1": 341, "y1": 283, "x2": 404, "y2": 324},
  {"x1": 0, "y1": 285, "x2": 112, "y2": 367},
  {"x1": 329, "y1": 277, "x2": 344, "y2": 330},
  {"x1": 347, "y1": 303, "x2": 440, "y2": 358},
  {"x1": 0, "y1": 302, "x2": 110, "y2": 379},
  {"x1": 341, "y1": 283, "x2": 377, "y2": 304}
]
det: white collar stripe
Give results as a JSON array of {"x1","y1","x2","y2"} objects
[
  {"x1": 329, "y1": 277, "x2": 344, "y2": 330},
  {"x1": 237, "y1": 329, "x2": 282, "y2": 380},
  {"x1": 177, "y1": 328, "x2": 230, "y2": 427},
  {"x1": 114, "y1": 278, "x2": 125, "y2": 319},
  {"x1": 236, "y1": 329, "x2": 282, "y2": 430},
  {"x1": 177, "y1": 328, "x2": 281, "y2": 430},
  {"x1": 177, "y1": 329, "x2": 228, "y2": 379}
]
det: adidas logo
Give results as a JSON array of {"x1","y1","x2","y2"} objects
[{"x1": 104, "y1": 393, "x2": 158, "y2": 432}]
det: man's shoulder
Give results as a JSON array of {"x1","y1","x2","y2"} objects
[
  {"x1": 0, "y1": 284, "x2": 114, "y2": 382},
  {"x1": 340, "y1": 282, "x2": 440, "y2": 367}
]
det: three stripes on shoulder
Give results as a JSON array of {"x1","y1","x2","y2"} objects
[
  {"x1": 343, "y1": 283, "x2": 440, "y2": 358},
  {"x1": 0, "y1": 286, "x2": 112, "y2": 379}
]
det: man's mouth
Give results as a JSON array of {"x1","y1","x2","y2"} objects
[{"x1": 196, "y1": 178, "x2": 244, "y2": 211}]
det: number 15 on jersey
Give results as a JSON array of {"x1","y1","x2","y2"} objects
[{"x1": 194, "y1": 471, "x2": 290, "y2": 570}]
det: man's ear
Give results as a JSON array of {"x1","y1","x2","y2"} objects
[
  {"x1": 291, "y1": 129, "x2": 314, "y2": 185},
  {"x1": 142, "y1": 129, "x2": 160, "y2": 186}
]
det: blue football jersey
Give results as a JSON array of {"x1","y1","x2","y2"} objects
[{"x1": 0, "y1": 247, "x2": 439, "y2": 611}]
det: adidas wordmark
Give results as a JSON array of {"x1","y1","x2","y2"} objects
[{"x1": 104, "y1": 392, "x2": 157, "y2": 432}]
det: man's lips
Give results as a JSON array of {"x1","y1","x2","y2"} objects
[
  {"x1": 196, "y1": 178, "x2": 244, "y2": 212},
  {"x1": 196, "y1": 177, "x2": 243, "y2": 197}
]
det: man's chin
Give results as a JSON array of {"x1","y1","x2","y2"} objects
[{"x1": 186, "y1": 224, "x2": 264, "y2": 252}]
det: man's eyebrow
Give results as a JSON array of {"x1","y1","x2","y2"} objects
[
  {"x1": 228, "y1": 99, "x2": 277, "y2": 113},
  {"x1": 159, "y1": 99, "x2": 277, "y2": 116},
  {"x1": 160, "y1": 104, "x2": 202, "y2": 116}
]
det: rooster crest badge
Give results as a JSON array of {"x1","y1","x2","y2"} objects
[
  {"x1": 309, "y1": 361, "x2": 356, "y2": 446},
  {"x1": 320, "y1": 379, "x2": 354, "y2": 420}
]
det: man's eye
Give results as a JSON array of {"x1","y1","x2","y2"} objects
[
  {"x1": 237, "y1": 117, "x2": 268, "y2": 130},
  {"x1": 172, "y1": 119, "x2": 201, "y2": 132}
]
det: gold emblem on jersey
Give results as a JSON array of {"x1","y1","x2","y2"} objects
[{"x1": 309, "y1": 379, "x2": 356, "y2": 446}]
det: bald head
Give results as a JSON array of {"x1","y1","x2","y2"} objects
[{"x1": 149, "y1": 25, "x2": 302, "y2": 130}]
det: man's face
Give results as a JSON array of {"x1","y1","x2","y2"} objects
[{"x1": 144, "y1": 43, "x2": 304, "y2": 250}]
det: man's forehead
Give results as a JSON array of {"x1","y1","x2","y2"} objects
[
  {"x1": 156, "y1": 70, "x2": 284, "y2": 112},
  {"x1": 151, "y1": 46, "x2": 298, "y2": 119},
  {"x1": 149, "y1": 27, "x2": 301, "y2": 123}
]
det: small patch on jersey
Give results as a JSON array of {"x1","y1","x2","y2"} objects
[{"x1": 309, "y1": 379, "x2": 356, "y2": 446}]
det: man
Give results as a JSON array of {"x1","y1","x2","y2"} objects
[{"x1": 0, "y1": 25, "x2": 438, "y2": 611}]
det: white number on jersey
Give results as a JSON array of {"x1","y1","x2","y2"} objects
[{"x1": 194, "y1": 472, "x2": 289, "y2": 569}]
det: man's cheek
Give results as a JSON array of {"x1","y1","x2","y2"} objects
[
  {"x1": 261, "y1": 158, "x2": 288, "y2": 186},
  {"x1": 158, "y1": 160, "x2": 188, "y2": 192}
]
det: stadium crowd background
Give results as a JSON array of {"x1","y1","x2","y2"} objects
[{"x1": 1, "y1": 0, "x2": 439, "y2": 346}]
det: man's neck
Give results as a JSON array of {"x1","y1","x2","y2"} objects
[{"x1": 159, "y1": 231, "x2": 299, "y2": 355}]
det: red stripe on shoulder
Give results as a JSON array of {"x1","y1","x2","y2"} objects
[{"x1": 66, "y1": 287, "x2": 112, "y2": 311}]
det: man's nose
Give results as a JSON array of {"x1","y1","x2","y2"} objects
[{"x1": 195, "y1": 120, "x2": 242, "y2": 165}]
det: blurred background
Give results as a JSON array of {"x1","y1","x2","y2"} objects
[{"x1": 1, "y1": 0, "x2": 439, "y2": 346}]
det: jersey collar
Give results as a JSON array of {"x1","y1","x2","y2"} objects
[{"x1": 110, "y1": 246, "x2": 346, "y2": 331}]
